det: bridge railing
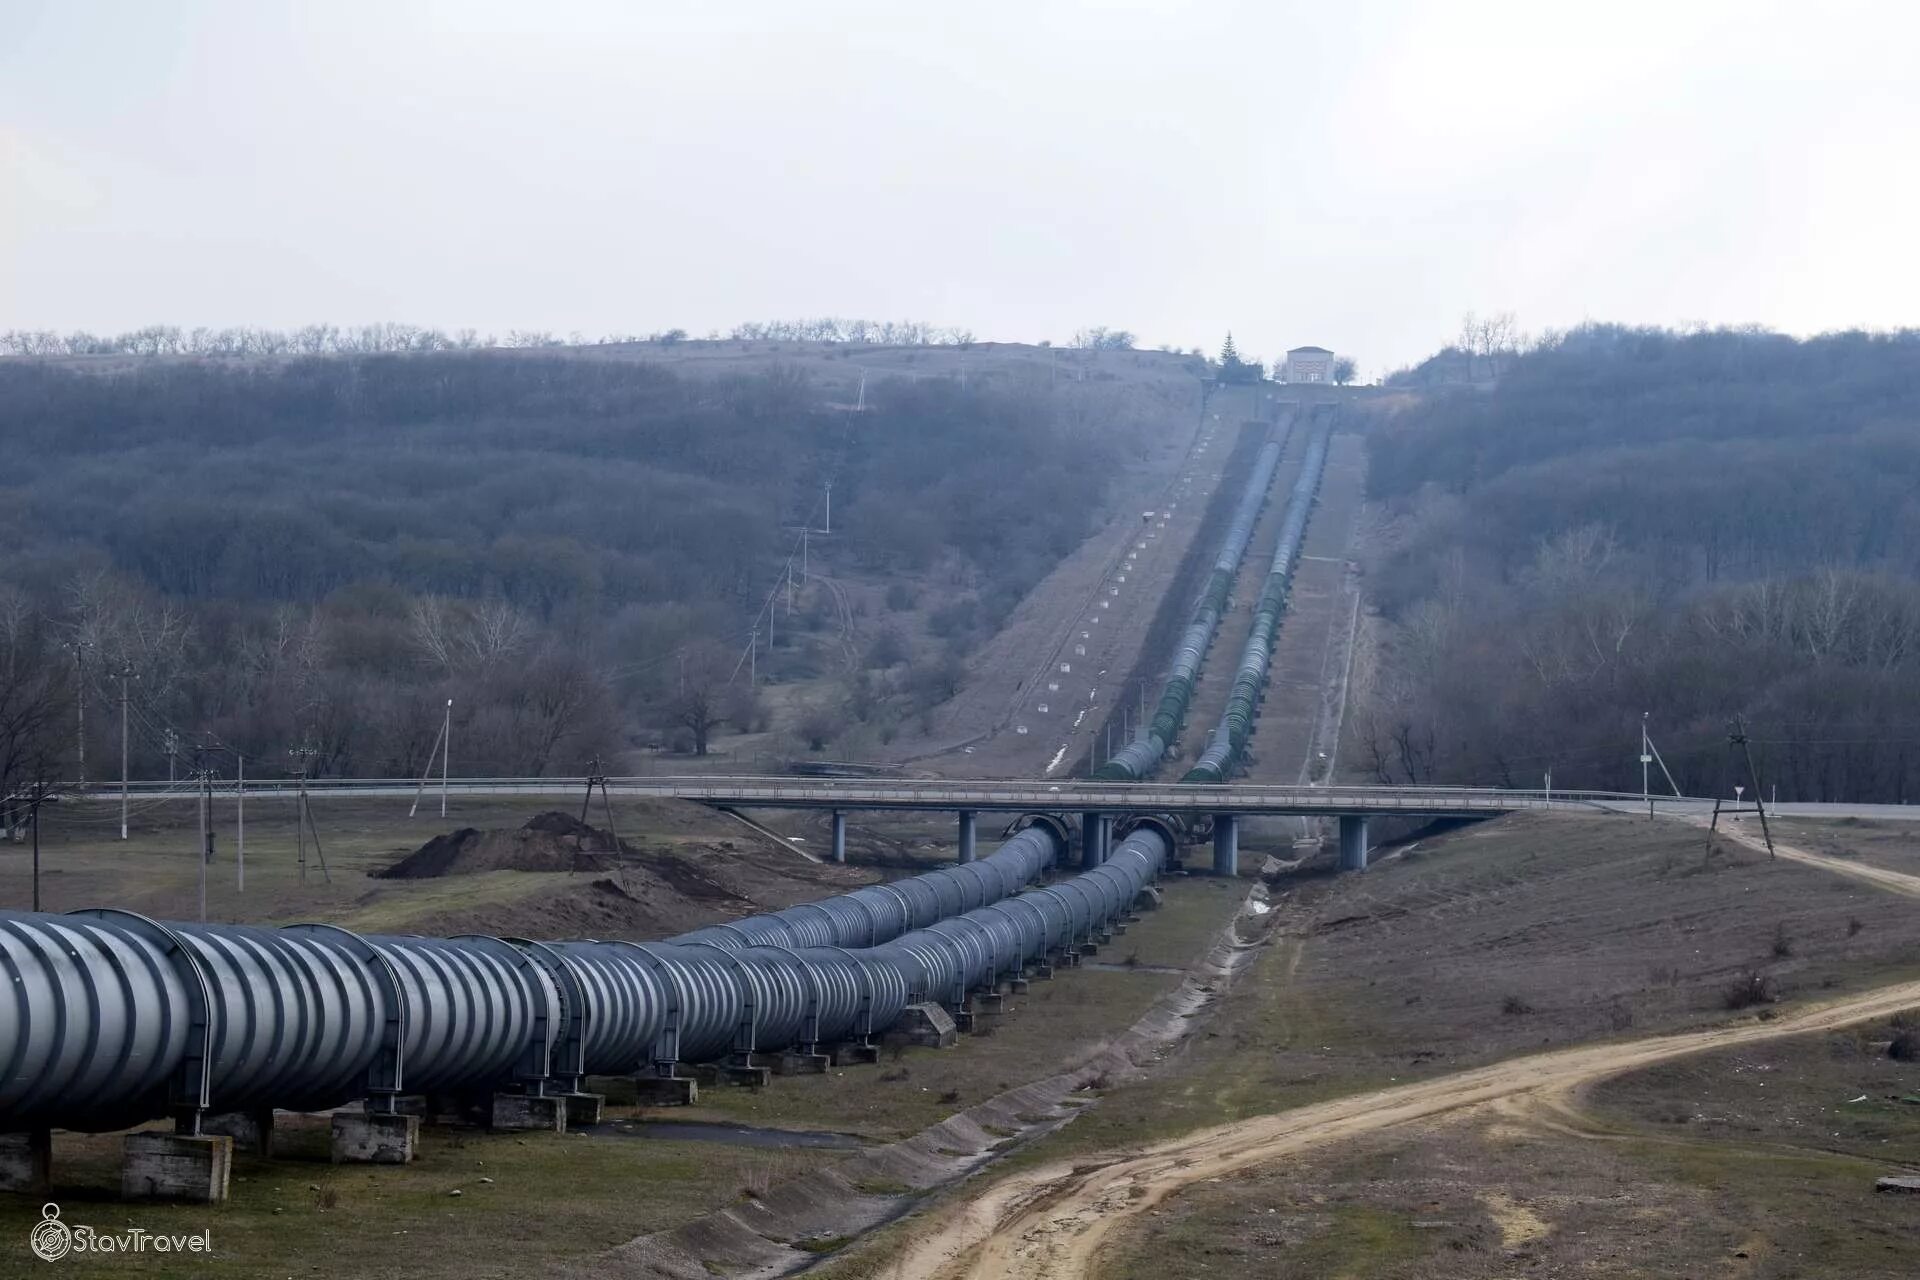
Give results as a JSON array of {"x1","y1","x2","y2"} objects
[{"x1": 89, "y1": 776, "x2": 1703, "y2": 809}]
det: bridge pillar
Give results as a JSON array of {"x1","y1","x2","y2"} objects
[
  {"x1": 831, "y1": 810, "x2": 847, "y2": 865},
  {"x1": 1338, "y1": 814, "x2": 1369, "y2": 872},
  {"x1": 957, "y1": 810, "x2": 977, "y2": 864},
  {"x1": 1211, "y1": 814, "x2": 1239, "y2": 877},
  {"x1": 1080, "y1": 812, "x2": 1108, "y2": 870}
]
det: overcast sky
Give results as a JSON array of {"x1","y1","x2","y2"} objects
[{"x1": 5, "y1": 0, "x2": 1916, "y2": 376}]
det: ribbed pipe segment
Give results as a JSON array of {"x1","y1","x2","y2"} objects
[
  {"x1": 0, "y1": 823, "x2": 1077, "y2": 1131},
  {"x1": 668, "y1": 822, "x2": 1057, "y2": 951},
  {"x1": 1095, "y1": 422, "x2": 1290, "y2": 781},
  {"x1": 1183, "y1": 414, "x2": 1334, "y2": 783},
  {"x1": 868, "y1": 824, "x2": 1170, "y2": 1003}
]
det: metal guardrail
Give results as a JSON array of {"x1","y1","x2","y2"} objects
[{"x1": 92, "y1": 776, "x2": 1698, "y2": 816}]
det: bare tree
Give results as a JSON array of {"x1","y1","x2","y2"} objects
[
  {"x1": 663, "y1": 641, "x2": 733, "y2": 756},
  {"x1": 0, "y1": 594, "x2": 72, "y2": 826}
]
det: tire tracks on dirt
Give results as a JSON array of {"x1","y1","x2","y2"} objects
[
  {"x1": 881, "y1": 977, "x2": 1920, "y2": 1280},
  {"x1": 881, "y1": 848, "x2": 1920, "y2": 1280},
  {"x1": 1702, "y1": 818, "x2": 1920, "y2": 899}
]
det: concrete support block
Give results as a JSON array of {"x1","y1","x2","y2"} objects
[
  {"x1": 1009, "y1": 977, "x2": 1030, "y2": 994},
  {"x1": 719, "y1": 1064, "x2": 773, "y2": 1089},
  {"x1": 957, "y1": 810, "x2": 977, "y2": 864},
  {"x1": 558, "y1": 1093, "x2": 605, "y2": 1126},
  {"x1": 775, "y1": 1051, "x2": 830, "y2": 1075},
  {"x1": 1030, "y1": 961, "x2": 1055, "y2": 980},
  {"x1": 970, "y1": 990, "x2": 1005, "y2": 1014},
  {"x1": 829, "y1": 1042, "x2": 881, "y2": 1066},
  {"x1": 883, "y1": 1001, "x2": 959, "y2": 1049},
  {"x1": 1110, "y1": 921, "x2": 1129, "y2": 936},
  {"x1": 122, "y1": 1131, "x2": 232, "y2": 1203},
  {"x1": 0, "y1": 1130, "x2": 51, "y2": 1194},
  {"x1": 1134, "y1": 885, "x2": 1164, "y2": 911},
  {"x1": 831, "y1": 810, "x2": 847, "y2": 865},
  {"x1": 201, "y1": 1109, "x2": 274, "y2": 1157},
  {"x1": 1212, "y1": 813, "x2": 1240, "y2": 877},
  {"x1": 631, "y1": 1075, "x2": 698, "y2": 1106},
  {"x1": 1338, "y1": 814, "x2": 1370, "y2": 872},
  {"x1": 1077, "y1": 941, "x2": 1100, "y2": 957},
  {"x1": 331, "y1": 1111, "x2": 419, "y2": 1165},
  {"x1": 490, "y1": 1093, "x2": 566, "y2": 1133},
  {"x1": 1080, "y1": 812, "x2": 1107, "y2": 870}
]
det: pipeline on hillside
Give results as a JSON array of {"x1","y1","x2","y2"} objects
[
  {"x1": 1182, "y1": 412, "x2": 1335, "y2": 783},
  {"x1": 1093, "y1": 420, "x2": 1291, "y2": 781},
  {"x1": 0, "y1": 817, "x2": 1171, "y2": 1134}
]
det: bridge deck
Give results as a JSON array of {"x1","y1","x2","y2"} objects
[{"x1": 106, "y1": 776, "x2": 1672, "y2": 818}]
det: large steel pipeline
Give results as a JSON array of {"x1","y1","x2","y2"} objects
[
  {"x1": 1095, "y1": 421, "x2": 1291, "y2": 781},
  {"x1": 0, "y1": 823, "x2": 1087, "y2": 1134},
  {"x1": 0, "y1": 913, "x2": 559, "y2": 1132},
  {"x1": 669, "y1": 823, "x2": 1056, "y2": 951},
  {"x1": 1182, "y1": 414, "x2": 1334, "y2": 783},
  {"x1": 867, "y1": 822, "x2": 1169, "y2": 1007}
]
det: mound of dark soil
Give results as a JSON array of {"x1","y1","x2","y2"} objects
[{"x1": 376, "y1": 811, "x2": 626, "y2": 879}]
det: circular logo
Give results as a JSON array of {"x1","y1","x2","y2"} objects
[{"x1": 31, "y1": 1204, "x2": 71, "y2": 1262}]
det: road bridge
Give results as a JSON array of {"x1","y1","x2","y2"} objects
[{"x1": 103, "y1": 777, "x2": 1693, "y2": 873}]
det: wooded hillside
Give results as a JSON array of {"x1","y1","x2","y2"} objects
[
  {"x1": 0, "y1": 349, "x2": 1164, "y2": 789},
  {"x1": 1357, "y1": 326, "x2": 1920, "y2": 802}
]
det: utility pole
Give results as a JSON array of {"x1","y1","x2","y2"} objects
[
  {"x1": 27, "y1": 781, "x2": 56, "y2": 912},
  {"x1": 409, "y1": 699, "x2": 453, "y2": 820},
  {"x1": 291, "y1": 749, "x2": 306, "y2": 885},
  {"x1": 441, "y1": 698, "x2": 451, "y2": 819},
  {"x1": 67, "y1": 641, "x2": 89, "y2": 787},
  {"x1": 165, "y1": 728, "x2": 179, "y2": 784},
  {"x1": 235, "y1": 753, "x2": 244, "y2": 893},
  {"x1": 1730, "y1": 717, "x2": 1776, "y2": 858},
  {"x1": 1641, "y1": 711, "x2": 1652, "y2": 820},
  {"x1": 801, "y1": 527, "x2": 808, "y2": 584},
  {"x1": 577, "y1": 757, "x2": 626, "y2": 886},
  {"x1": 749, "y1": 628, "x2": 758, "y2": 685},
  {"x1": 120, "y1": 666, "x2": 135, "y2": 840},
  {"x1": 194, "y1": 761, "x2": 212, "y2": 923},
  {"x1": 823, "y1": 479, "x2": 833, "y2": 536},
  {"x1": 289, "y1": 743, "x2": 330, "y2": 884}
]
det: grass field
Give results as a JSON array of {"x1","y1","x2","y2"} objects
[
  {"x1": 808, "y1": 809, "x2": 1920, "y2": 1278},
  {"x1": 1103, "y1": 1012, "x2": 1920, "y2": 1279},
  {"x1": 0, "y1": 853, "x2": 1247, "y2": 1278},
  {"x1": 0, "y1": 1118, "x2": 828, "y2": 1280},
  {"x1": 0, "y1": 792, "x2": 873, "y2": 938},
  {"x1": 678, "y1": 876, "x2": 1247, "y2": 1141},
  {"x1": 1769, "y1": 814, "x2": 1920, "y2": 878}
]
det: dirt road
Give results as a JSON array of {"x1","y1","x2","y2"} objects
[
  {"x1": 884, "y1": 841, "x2": 1920, "y2": 1280},
  {"x1": 882, "y1": 975, "x2": 1920, "y2": 1280},
  {"x1": 1707, "y1": 816, "x2": 1920, "y2": 899}
]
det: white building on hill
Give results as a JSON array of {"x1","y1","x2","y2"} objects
[{"x1": 1282, "y1": 346, "x2": 1337, "y2": 383}]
